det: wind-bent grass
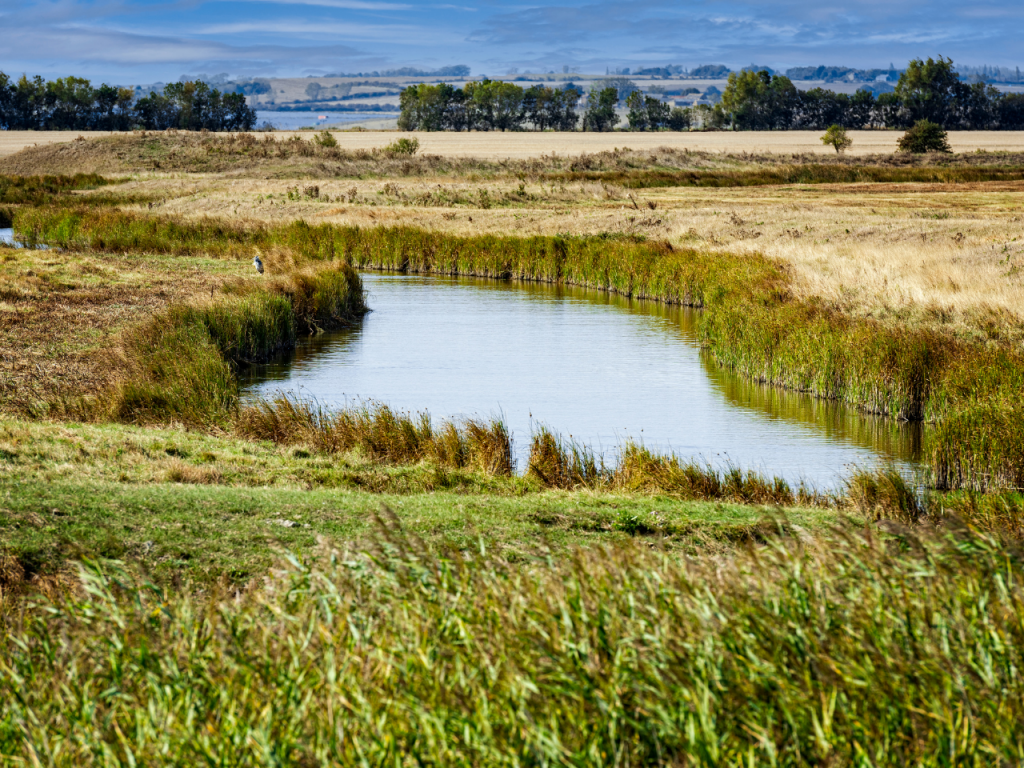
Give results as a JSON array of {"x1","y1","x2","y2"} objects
[
  {"x1": 15, "y1": 208, "x2": 1024, "y2": 490},
  {"x1": 3, "y1": 525, "x2": 1024, "y2": 764}
]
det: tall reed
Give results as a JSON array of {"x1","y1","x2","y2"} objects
[{"x1": 4, "y1": 527, "x2": 1024, "y2": 764}]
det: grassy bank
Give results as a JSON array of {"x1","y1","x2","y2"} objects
[
  {"x1": 17, "y1": 207, "x2": 1024, "y2": 491},
  {"x1": 28, "y1": 258, "x2": 367, "y2": 426},
  {"x1": 0, "y1": 417, "x2": 844, "y2": 589},
  {"x1": 3, "y1": 524, "x2": 1024, "y2": 764}
]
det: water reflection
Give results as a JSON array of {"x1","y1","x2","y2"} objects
[
  {"x1": 240, "y1": 273, "x2": 925, "y2": 487},
  {"x1": 0, "y1": 228, "x2": 50, "y2": 250}
]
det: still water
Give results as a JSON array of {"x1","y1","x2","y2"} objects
[
  {"x1": 255, "y1": 111, "x2": 399, "y2": 130},
  {"x1": 241, "y1": 273, "x2": 925, "y2": 487},
  {"x1": 0, "y1": 228, "x2": 49, "y2": 249}
]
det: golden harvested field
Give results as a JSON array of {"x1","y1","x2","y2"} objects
[{"x1": 5, "y1": 129, "x2": 1024, "y2": 161}]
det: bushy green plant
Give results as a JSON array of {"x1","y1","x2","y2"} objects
[
  {"x1": 897, "y1": 119, "x2": 952, "y2": 153},
  {"x1": 383, "y1": 136, "x2": 420, "y2": 155},
  {"x1": 820, "y1": 123, "x2": 852, "y2": 153},
  {"x1": 312, "y1": 129, "x2": 337, "y2": 148}
]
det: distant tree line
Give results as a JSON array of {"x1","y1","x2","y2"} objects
[
  {"x1": 398, "y1": 58, "x2": 1024, "y2": 132},
  {"x1": 0, "y1": 74, "x2": 257, "y2": 131}
]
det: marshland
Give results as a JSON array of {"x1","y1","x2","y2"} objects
[{"x1": 2, "y1": 129, "x2": 1024, "y2": 763}]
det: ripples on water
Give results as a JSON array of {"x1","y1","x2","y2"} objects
[{"x1": 240, "y1": 273, "x2": 925, "y2": 488}]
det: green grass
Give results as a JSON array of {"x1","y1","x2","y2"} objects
[{"x1": 3, "y1": 521, "x2": 1024, "y2": 764}]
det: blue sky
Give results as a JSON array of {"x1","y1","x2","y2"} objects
[{"x1": 2, "y1": 0, "x2": 1021, "y2": 83}]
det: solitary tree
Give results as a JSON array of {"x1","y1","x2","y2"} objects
[
  {"x1": 897, "y1": 119, "x2": 952, "y2": 153},
  {"x1": 820, "y1": 124, "x2": 852, "y2": 153}
]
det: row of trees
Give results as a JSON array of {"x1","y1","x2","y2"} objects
[
  {"x1": 720, "y1": 59, "x2": 1024, "y2": 130},
  {"x1": 0, "y1": 74, "x2": 257, "y2": 131},
  {"x1": 398, "y1": 58, "x2": 1024, "y2": 132},
  {"x1": 398, "y1": 81, "x2": 584, "y2": 132}
]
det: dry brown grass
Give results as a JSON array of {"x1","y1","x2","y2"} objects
[{"x1": 4, "y1": 132, "x2": 1022, "y2": 360}]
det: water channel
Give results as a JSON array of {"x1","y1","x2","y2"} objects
[{"x1": 241, "y1": 273, "x2": 926, "y2": 488}]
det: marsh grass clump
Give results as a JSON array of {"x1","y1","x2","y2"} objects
[
  {"x1": 930, "y1": 490, "x2": 1024, "y2": 537},
  {"x1": 613, "y1": 442, "x2": 809, "y2": 505},
  {"x1": 930, "y1": 399, "x2": 1024, "y2": 492},
  {"x1": 846, "y1": 466, "x2": 923, "y2": 523},
  {"x1": 237, "y1": 395, "x2": 515, "y2": 476},
  {"x1": 527, "y1": 427, "x2": 605, "y2": 489},
  {"x1": 5, "y1": 527, "x2": 1024, "y2": 763}
]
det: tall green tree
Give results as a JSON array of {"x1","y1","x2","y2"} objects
[
  {"x1": 720, "y1": 70, "x2": 800, "y2": 130},
  {"x1": 625, "y1": 90, "x2": 649, "y2": 131},
  {"x1": 583, "y1": 86, "x2": 618, "y2": 131},
  {"x1": 44, "y1": 76, "x2": 95, "y2": 130}
]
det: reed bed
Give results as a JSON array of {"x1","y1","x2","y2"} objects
[
  {"x1": 238, "y1": 395, "x2": 514, "y2": 476},
  {"x1": 3, "y1": 526, "x2": 1024, "y2": 764},
  {"x1": 15, "y1": 208, "x2": 1024, "y2": 490},
  {"x1": 553, "y1": 164, "x2": 1024, "y2": 189}
]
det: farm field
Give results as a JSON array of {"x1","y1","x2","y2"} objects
[
  {"x1": 4, "y1": 128, "x2": 1024, "y2": 160},
  {"x1": 2, "y1": 130, "x2": 1024, "y2": 761}
]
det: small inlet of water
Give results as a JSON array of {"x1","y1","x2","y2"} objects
[
  {"x1": 0, "y1": 228, "x2": 50, "y2": 250},
  {"x1": 241, "y1": 273, "x2": 925, "y2": 488}
]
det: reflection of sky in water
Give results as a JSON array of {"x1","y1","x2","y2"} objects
[
  {"x1": 241, "y1": 273, "x2": 925, "y2": 488},
  {"x1": 0, "y1": 228, "x2": 49, "y2": 250}
]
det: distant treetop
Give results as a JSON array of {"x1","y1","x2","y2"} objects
[{"x1": 690, "y1": 65, "x2": 732, "y2": 78}]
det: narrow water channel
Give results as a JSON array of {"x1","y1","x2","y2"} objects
[{"x1": 240, "y1": 273, "x2": 926, "y2": 488}]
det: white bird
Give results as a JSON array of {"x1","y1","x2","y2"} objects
[{"x1": 253, "y1": 254, "x2": 264, "y2": 274}]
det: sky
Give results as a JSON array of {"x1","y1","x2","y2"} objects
[{"x1": 2, "y1": 0, "x2": 1022, "y2": 84}]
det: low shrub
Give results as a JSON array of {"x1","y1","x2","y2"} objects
[
  {"x1": 897, "y1": 119, "x2": 952, "y2": 154},
  {"x1": 383, "y1": 137, "x2": 420, "y2": 156},
  {"x1": 312, "y1": 130, "x2": 338, "y2": 148}
]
